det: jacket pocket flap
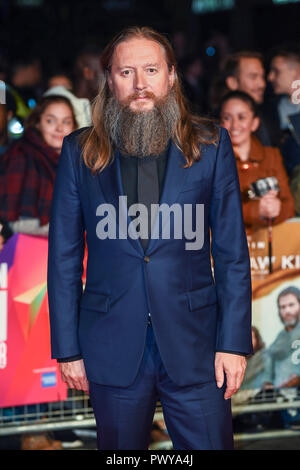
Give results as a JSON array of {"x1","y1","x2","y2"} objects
[
  {"x1": 186, "y1": 284, "x2": 217, "y2": 311},
  {"x1": 80, "y1": 290, "x2": 110, "y2": 313}
]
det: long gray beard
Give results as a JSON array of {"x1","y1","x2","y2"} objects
[{"x1": 104, "y1": 90, "x2": 180, "y2": 157}]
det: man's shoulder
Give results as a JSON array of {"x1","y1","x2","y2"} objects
[
  {"x1": 216, "y1": 125, "x2": 230, "y2": 142},
  {"x1": 189, "y1": 119, "x2": 225, "y2": 161},
  {"x1": 64, "y1": 126, "x2": 91, "y2": 150},
  {"x1": 60, "y1": 127, "x2": 92, "y2": 173},
  {"x1": 192, "y1": 116, "x2": 222, "y2": 139}
]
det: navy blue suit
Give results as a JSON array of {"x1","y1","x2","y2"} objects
[{"x1": 48, "y1": 126, "x2": 252, "y2": 449}]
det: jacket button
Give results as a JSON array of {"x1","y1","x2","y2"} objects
[{"x1": 144, "y1": 256, "x2": 150, "y2": 263}]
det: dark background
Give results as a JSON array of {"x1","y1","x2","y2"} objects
[{"x1": 1, "y1": 0, "x2": 299, "y2": 78}]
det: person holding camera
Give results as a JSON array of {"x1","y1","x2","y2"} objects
[{"x1": 219, "y1": 90, "x2": 295, "y2": 230}]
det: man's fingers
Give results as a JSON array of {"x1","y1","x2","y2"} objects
[
  {"x1": 77, "y1": 375, "x2": 89, "y2": 393},
  {"x1": 214, "y1": 359, "x2": 224, "y2": 388},
  {"x1": 81, "y1": 379, "x2": 89, "y2": 394},
  {"x1": 65, "y1": 375, "x2": 88, "y2": 393},
  {"x1": 224, "y1": 368, "x2": 246, "y2": 399},
  {"x1": 61, "y1": 371, "x2": 77, "y2": 390},
  {"x1": 71, "y1": 374, "x2": 88, "y2": 392},
  {"x1": 59, "y1": 360, "x2": 89, "y2": 393},
  {"x1": 215, "y1": 352, "x2": 247, "y2": 399},
  {"x1": 224, "y1": 375, "x2": 238, "y2": 400}
]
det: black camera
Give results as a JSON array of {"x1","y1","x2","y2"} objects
[{"x1": 248, "y1": 176, "x2": 279, "y2": 200}]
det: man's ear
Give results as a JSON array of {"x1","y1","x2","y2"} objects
[
  {"x1": 226, "y1": 75, "x2": 239, "y2": 91},
  {"x1": 107, "y1": 71, "x2": 113, "y2": 93}
]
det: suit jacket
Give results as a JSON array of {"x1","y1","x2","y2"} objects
[{"x1": 47, "y1": 126, "x2": 253, "y2": 387}]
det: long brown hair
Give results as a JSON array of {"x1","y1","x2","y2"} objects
[{"x1": 79, "y1": 26, "x2": 219, "y2": 174}]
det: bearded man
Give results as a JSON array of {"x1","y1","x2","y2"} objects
[
  {"x1": 47, "y1": 27, "x2": 253, "y2": 450},
  {"x1": 267, "y1": 287, "x2": 300, "y2": 388}
]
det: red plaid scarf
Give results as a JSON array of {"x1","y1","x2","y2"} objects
[{"x1": 0, "y1": 128, "x2": 61, "y2": 226}]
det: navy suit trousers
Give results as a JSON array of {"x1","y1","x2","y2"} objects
[{"x1": 88, "y1": 323, "x2": 234, "y2": 450}]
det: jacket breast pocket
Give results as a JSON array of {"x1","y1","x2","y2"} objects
[
  {"x1": 180, "y1": 179, "x2": 207, "y2": 194},
  {"x1": 80, "y1": 290, "x2": 110, "y2": 313},
  {"x1": 178, "y1": 179, "x2": 210, "y2": 204},
  {"x1": 186, "y1": 284, "x2": 217, "y2": 311}
]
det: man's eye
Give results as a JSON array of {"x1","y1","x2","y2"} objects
[
  {"x1": 121, "y1": 70, "x2": 131, "y2": 76},
  {"x1": 147, "y1": 68, "x2": 157, "y2": 73}
]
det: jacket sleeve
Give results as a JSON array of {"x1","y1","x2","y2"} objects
[
  {"x1": 209, "y1": 128, "x2": 253, "y2": 356},
  {"x1": 47, "y1": 135, "x2": 85, "y2": 360}
]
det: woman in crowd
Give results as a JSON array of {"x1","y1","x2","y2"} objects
[
  {"x1": 0, "y1": 95, "x2": 78, "y2": 449},
  {"x1": 219, "y1": 90, "x2": 295, "y2": 230},
  {"x1": 0, "y1": 95, "x2": 78, "y2": 234}
]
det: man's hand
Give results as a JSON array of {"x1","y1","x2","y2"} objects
[
  {"x1": 59, "y1": 359, "x2": 89, "y2": 394},
  {"x1": 214, "y1": 352, "x2": 247, "y2": 400}
]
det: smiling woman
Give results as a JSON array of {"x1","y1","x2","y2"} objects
[
  {"x1": 0, "y1": 95, "x2": 78, "y2": 230},
  {"x1": 25, "y1": 95, "x2": 77, "y2": 152},
  {"x1": 219, "y1": 90, "x2": 295, "y2": 229}
]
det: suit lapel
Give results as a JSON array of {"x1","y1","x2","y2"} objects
[
  {"x1": 146, "y1": 140, "x2": 188, "y2": 252},
  {"x1": 158, "y1": 140, "x2": 187, "y2": 206},
  {"x1": 97, "y1": 151, "x2": 120, "y2": 208},
  {"x1": 98, "y1": 150, "x2": 144, "y2": 254}
]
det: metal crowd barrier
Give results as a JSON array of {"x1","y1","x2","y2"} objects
[
  {"x1": 232, "y1": 386, "x2": 300, "y2": 443},
  {"x1": 0, "y1": 390, "x2": 95, "y2": 437},
  {"x1": 1, "y1": 387, "x2": 300, "y2": 447}
]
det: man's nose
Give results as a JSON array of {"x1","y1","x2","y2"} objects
[{"x1": 134, "y1": 70, "x2": 147, "y2": 90}]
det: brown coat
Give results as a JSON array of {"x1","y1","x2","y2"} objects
[{"x1": 234, "y1": 136, "x2": 295, "y2": 229}]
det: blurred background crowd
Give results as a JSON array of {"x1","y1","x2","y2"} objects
[
  {"x1": 0, "y1": 0, "x2": 300, "y2": 247},
  {"x1": 0, "y1": 0, "x2": 300, "y2": 450}
]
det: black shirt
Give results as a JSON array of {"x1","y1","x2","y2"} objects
[{"x1": 119, "y1": 145, "x2": 170, "y2": 209}]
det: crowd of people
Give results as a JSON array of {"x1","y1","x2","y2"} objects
[
  {"x1": 1, "y1": 39, "x2": 300, "y2": 247},
  {"x1": 0, "y1": 45, "x2": 102, "y2": 247},
  {"x1": 0, "y1": 33, "x2": 300, "y2": 449}
]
